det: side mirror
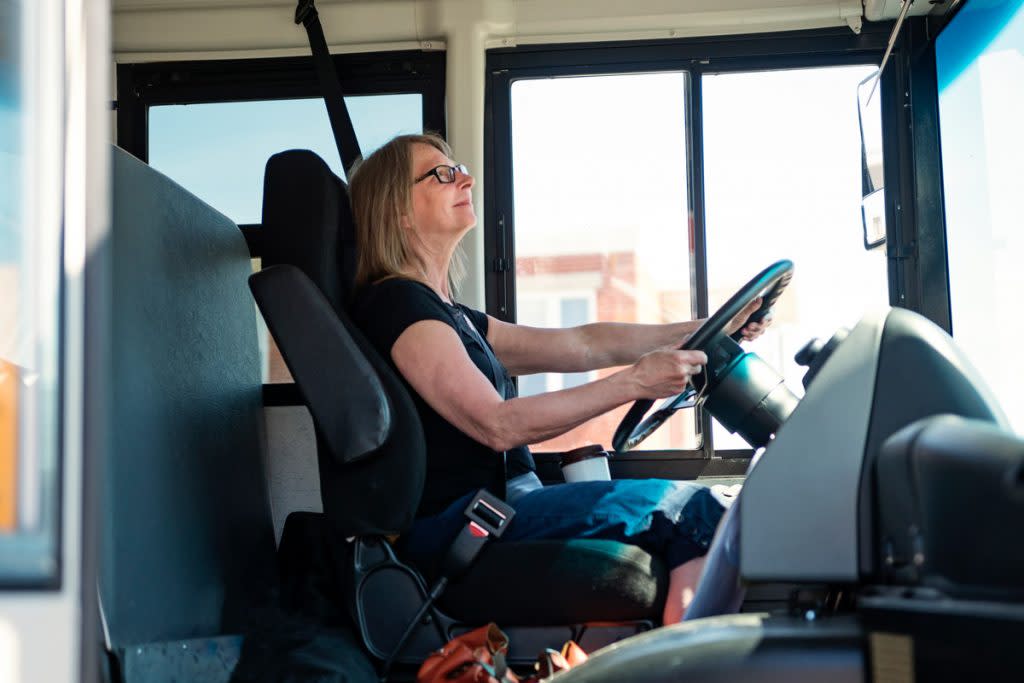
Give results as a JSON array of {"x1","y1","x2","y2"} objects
[{"x1": 858, "y1": 70, "x2": 886, "y2": 250}]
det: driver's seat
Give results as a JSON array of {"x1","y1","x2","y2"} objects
[{"x1": 252, "y1": 149, "x2": 669, "y2": 664}]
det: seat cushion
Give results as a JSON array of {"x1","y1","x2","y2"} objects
[{"x1": 436, "y1": 539, "x2": 668, "y2": 625}]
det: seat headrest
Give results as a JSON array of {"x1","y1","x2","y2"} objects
[{"x1": 261, "y1": 149, "x2": 358, "y2": 308}]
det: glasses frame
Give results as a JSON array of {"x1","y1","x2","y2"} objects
[{"x1": 414, "y1": 163, "x2": 468, "y2": 184}]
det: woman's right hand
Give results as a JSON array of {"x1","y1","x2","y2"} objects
[{"x1": 628, "y1": 349, "x2": 708, "y2": 399}]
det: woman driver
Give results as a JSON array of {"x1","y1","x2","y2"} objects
[{"x1": 349, "y1": 133, "x2": 766, "y2": 623}]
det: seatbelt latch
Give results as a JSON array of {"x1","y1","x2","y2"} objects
[
  {"x1": 441, "y1": 490, "x2": 515, "y2": 579},
  {"x1": 465, "y1": 490, "x2": 514, "y2": 538}
]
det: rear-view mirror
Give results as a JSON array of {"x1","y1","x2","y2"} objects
[{"x1": 858, "y1": 70, "x2": 886, "y2": 250}]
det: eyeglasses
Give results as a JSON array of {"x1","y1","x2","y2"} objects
[{"x1": 413, "y1": 163, "x2": 469, "y2": 185}]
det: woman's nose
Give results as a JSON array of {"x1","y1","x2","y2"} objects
[{"x1": 457, "y1": 167, "x2": 475, "y2": 189}]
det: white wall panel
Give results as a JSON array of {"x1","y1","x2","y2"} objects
[{"x1": 263, "y1": 406, "x2": 322, "y2": 545}]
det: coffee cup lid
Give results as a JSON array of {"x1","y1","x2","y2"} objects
[{"x1": 559, "y1": 444, "x2": 609, "y2": 467}]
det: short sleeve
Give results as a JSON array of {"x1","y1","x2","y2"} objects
[{"x1": 352, "y1": 279, "x2": 455, "y2": 356}]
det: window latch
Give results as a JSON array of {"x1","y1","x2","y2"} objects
[{"x1": 887, "y1": 242, "x2": 914, "y2": 260}]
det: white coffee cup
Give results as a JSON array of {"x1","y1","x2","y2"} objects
[{"x1": 560, "y1": 445, "x2": 611, "y2": 482}]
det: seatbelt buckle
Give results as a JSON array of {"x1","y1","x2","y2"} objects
[
  {"x1": 463, "y1": 489, "x2": 515, "y2": 539},
  {"x1": 441, "y1": 490, "x2": 515, "y2": 580},
  {"x1": 294, "y1": 0, "x2": 317, "y2": 25}
]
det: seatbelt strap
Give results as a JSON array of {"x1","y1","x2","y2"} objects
[
  {"x1": 454, "y1": 307, "x2": 510, "y2": 400},
  {"x1": 453, "y1": 307, "x2": 512, "y2": 494},
  {"x1": 294, "y1": 0, "x2": 362, "y2": 173}
]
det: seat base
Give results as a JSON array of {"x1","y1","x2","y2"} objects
[
  {"x1": 435, "y1": 538, "x2": 668, "y2": 625},
  {"x1": 351, "y1": 535, "x2": 662, "y2": 664}
]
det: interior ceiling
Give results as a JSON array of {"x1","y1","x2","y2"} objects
[
  {"x1": 109, "y1": 0, "x2": 957, "y2": 58},
  {"x1": 111, "y1": 0, "x2": 956, "y2": 18}
]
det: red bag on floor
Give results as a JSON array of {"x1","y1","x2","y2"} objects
[
  {"x1": 417, "y1": 623, "x2": 517, "y2": 683},
  {"x1": 521, "y1": 641, "x2": 589, "y2": 683},
  {"x1": 417, "y1": 624, "x2": 588, "y2": 683}
]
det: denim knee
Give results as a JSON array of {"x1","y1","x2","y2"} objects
[{"x1": 644, "y1": 485, "x2": 726, "y2": 569}]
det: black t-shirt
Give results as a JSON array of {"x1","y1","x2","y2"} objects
[{"x1": 351, "y1": 278, "x2": 536, "y2": 518}]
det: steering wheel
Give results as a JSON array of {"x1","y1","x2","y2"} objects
[{"x1": 612, "y1": 260, "x2": 794, "y2": 453}]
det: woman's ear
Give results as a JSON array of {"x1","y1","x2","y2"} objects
[{"x1": 400, "y1": 213, "x2": 412, "y2": 230}]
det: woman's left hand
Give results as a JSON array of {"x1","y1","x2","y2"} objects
[{"x1": 724, "y1": 297, "x2": 772, "y2": 341}]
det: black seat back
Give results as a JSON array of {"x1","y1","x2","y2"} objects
[
  {"x1": 250, "y1": 264, "x2": 425, "y2": 535},
  {"x1": 261, "y1": 149, "x2": 357, "y2": 309},
  {"x1": 258, "y1": 149, "x2": 425, "y2": 535},
  {"x1": 104, "y1": 147, "x2": 277, "y2": 670}
]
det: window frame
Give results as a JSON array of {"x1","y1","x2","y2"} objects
[{"x1": 484, "y1": 25, "x2": 933, "y2": 461}]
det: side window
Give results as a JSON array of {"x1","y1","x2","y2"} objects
[
  {"x1": 508, "y1": 73, "x2": 699, "y2": 452},
  {"x1": 702, "y1": 65, "x2": 888, "y2": 450},
  {"x1": 516, "y1": 293, "x2": 597, "y2": 394},
  {"x1": 148, "y1": 94, "x2": 424, "y2": 225},
  {"x1": 492, "y1": 43, "x2": 891, "y2": 457},
  {"x1": 0, "y1": 0, "x2": 61, "y2": 585}
]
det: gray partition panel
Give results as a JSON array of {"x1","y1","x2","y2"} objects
[
  {"x1": 103, "y1": 147, "x2": 276, "y2": 647},
  {"x1": 741, "y1": 311, "x2": 885, "y2": 583}
]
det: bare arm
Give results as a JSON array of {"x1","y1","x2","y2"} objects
[
  {"x1": 391, "y1": 319, "x2": 707, "y2": 452},
  {"x1": 486, "y1": 297, "x2": 765, "y2": 376},
  {"x1": 486, "y1": 319, "x2": 701, "y2": 376}
]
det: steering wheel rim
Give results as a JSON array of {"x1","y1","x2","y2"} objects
[{"x1": 612, "y1": 259, "x2": 794, "y2": 453}]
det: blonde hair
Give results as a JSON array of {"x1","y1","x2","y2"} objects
[{"x1": 349, "y1": 133, "x2": 466, "y2": 296}]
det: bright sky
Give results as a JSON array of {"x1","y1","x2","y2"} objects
[
  {"x1": 149, "y1": 94, "x2": 423, "y2": 224},
  {"x1": 511, "y1": 66, "x2": 886, "y2": 326},
  {"x1": 512, "y1": 73, "x2": 689, "y2": 261}
]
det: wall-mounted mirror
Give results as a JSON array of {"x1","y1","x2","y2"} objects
[{"x1": 858, "y1": 70, "x2": 886, "y2": 250}]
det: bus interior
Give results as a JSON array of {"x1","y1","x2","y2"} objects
[{"x1": 2, "y1": 0, "x2": 1024, "y2": 681}]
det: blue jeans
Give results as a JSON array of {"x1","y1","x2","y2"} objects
[{"x1": 398, "y1": 479, "x2": 726, "y2": 571}]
